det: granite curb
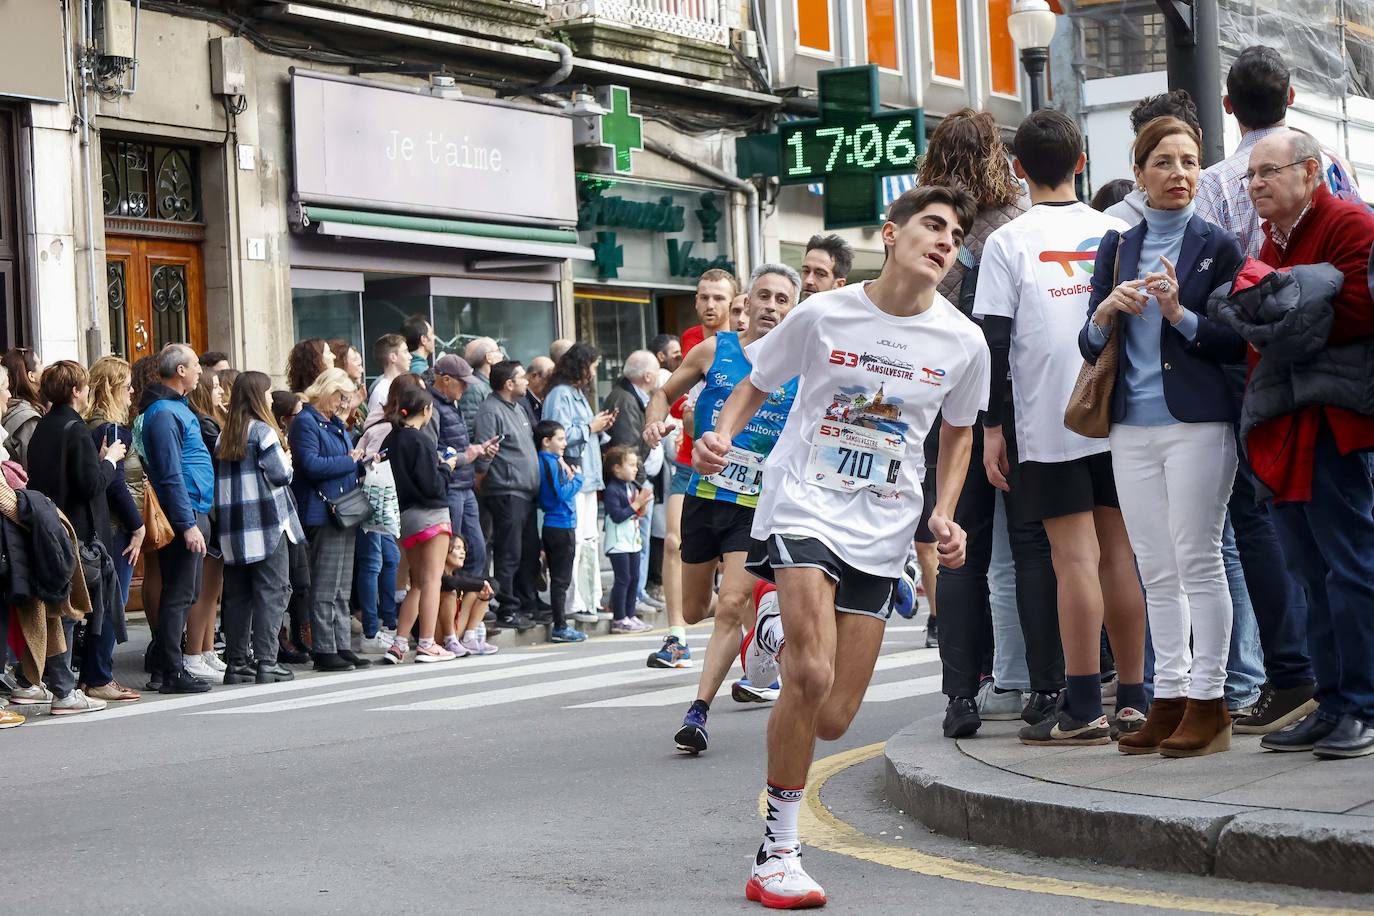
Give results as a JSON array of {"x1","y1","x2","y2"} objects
[{"x1": 884, "y1": 714, "x2": 1374, "y2": 894}]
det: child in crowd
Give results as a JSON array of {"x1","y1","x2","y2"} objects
[
  {"x1": 438, "y1": 535, "x2": 498, "y2": 656},
  {"x1": 604, "y1": 446, "x2": 652, "y2": 633},
  {"x1": 536, "y1": 420, "x2": 589, "y2": 643}
]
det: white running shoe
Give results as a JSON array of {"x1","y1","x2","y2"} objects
[
  {"x1": 359, "y1": 632, "x2": 395, "y2": 654},
  {"x1": 202, "y1": 651, "x2": 227, "y2": 673},
  {"x1": 745, "y1": 846, "x2": 826, "y2": 909},
  {"x1": 741, "y1": 589, "x2": 782, "y2": 689}
]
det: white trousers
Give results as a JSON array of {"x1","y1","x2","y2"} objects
[
  {"x1": 1110, "y1": 421, "x2": 1237, "y2": 700},
  {"x1": 570, "y1": 488, "x2": 603, "y2": 614}
]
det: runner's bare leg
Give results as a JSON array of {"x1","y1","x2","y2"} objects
[
  {"x1": 766, "y1": 566, "x2": 839, "y2": 787},
  {"x1": 692, "y1": 552, "x2": 756, "y2": 703}
]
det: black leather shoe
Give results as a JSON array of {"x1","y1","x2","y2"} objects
[
  {"x1": 277, "y1": 644, "x2": 310, "y2": 665},
  {"x1": 336, "y1": 649, "x2": 372, "y2": 669},
  {"x1": 145, "y1": 669, "x2": 163, "y2": 692},
  {"x1": 943, "y1": 696, "x2": 981, "y2": 739},
  {"x1": 160, "y1": 668, "x2": 212, "y2": 694},
  {"x1": 1313, "y1": 715, "x2": 1374, "y2": 759},
  {"x1": 222, "y1": 659, "x2": 257, "y2": 685},
  {"x1": 499, "y1": 614, "x2": 534, "y2": 632},
  {"x1": 313, "y1": 652, "x2": 355, "y2": 672},
  {"x1": 1261, "y1": 713, "x2": 1338, "y2": 752},
  {"x1": 256, "y1": 660, "x2": 296, "y2": 684},
  {"x1": 1021, "y1": 690, "x2": 1061, "y2": 726},
  {"x1": 924, "y1": 617, "x2": 939, "y2": 649}
]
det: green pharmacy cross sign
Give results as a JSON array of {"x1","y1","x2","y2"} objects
[
  {"x1": 599, "y1": 86, "x2": 643, "y2": 175},
  {"x1": 779, "y1": 65, "x2": 924, "y2": 229}
]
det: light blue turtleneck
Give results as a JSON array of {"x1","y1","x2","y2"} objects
[{"x1": 1088, "y1": 202, "x2": 1199, "y2": 427}]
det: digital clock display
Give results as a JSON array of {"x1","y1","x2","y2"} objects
[
  {"x1": 775, "y1": 65, "x2": 926, "y2": 228},
  {"x1": 781, "y1": 119, "x2": 919, "y2": 180}
]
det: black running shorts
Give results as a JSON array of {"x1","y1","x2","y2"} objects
[
  {"x1": 680, "y1": 495, "x2": 756, "y2": 564},
  {"x1": 745, "y1": 534, "x2": 896, "y2": 621},
  {"x1": 1010, "y1": 451, "x2": 1120, "y2": 523}
]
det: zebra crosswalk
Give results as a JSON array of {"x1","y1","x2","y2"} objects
[{"x1": 40, "y1": 626, "x2": 944, "y2": 724}]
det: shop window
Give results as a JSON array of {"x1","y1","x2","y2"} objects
[
  {"x1": 798, "y1": 0, "x2": 832, "y2": 52},
  {"x1": 432, "y1": 294, "x2": 557, "y2": 370},
  {"x1": 930, "y1": 0, "x2": 962, "y2": 81},
  {"x1": 293, "y1": 288, "x2": 363, "y2": 357},
  {"x1": 101, "y1": 138, "x2": 202, "y2": 223},
  {"x1": 575, "y1": 289, "x2": 653, "y2": 400},
  {"x1": 987, "y1": 0, "x2": 1020, "y2": 96},
  {"x1": 361, "y1": 291, "x2": 428, "y2": 378},
  {"x1": 866, "y1": 0, "x2": 900, "y2": 71}
]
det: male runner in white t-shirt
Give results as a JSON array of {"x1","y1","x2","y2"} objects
[{"x1": 698, "y1": 186, "x2": 990, "y2": 908}]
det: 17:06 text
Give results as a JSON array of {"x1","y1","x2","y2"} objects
[{"x1": 786, "y1": 120, "x2": 918, "y2": 176}]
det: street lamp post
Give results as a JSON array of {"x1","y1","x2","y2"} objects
[{"x1": 1008, "y1": 0, "x2": 1058, "y2": 112}]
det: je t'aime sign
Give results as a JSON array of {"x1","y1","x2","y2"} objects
[{"x1": 291, "y1": 71, "x2": 577, "y2": 227}]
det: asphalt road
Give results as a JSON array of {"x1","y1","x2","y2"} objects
[{"x1": 5, "y1": 619, "x2": 1371, "y2": 915}]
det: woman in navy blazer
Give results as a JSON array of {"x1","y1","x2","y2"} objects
[
  {"x1": 1078, "y1": 116, "x2": 1245, "y2": 759},
  {"x1": 288, "y1": 367, "x2": 369, "y2": 671}
]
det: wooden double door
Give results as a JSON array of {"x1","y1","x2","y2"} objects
[{"x1": 105, "y1": 235, "x2": 207, "y2": 361}]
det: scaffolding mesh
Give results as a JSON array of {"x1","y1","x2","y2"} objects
[{"x1": 1065, "y1": 0, "x2": 1374, "y2": 97}]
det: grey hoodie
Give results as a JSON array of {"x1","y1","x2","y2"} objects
[
  {"x1": 2, "y1": 398, "x2": 42, "y2": 469},
  {"x1": 1104, "y1": 188, "x2": 1148, "y2": 228},
  {"x1": 473, "y1": 393, "x2": 538, "y2": 497}
]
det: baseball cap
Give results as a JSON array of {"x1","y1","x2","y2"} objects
[{"x1": 433, "y1": 354, "x2": 476, "y2": 382}]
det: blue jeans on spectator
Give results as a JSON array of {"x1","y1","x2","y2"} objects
[
  {"x1": 636, "y1": 501, "x2": 653, "y2": 602},
  {"x1": 354, "y1": 529, "x2": 400, "y2": 637},
  {"x1": 1222, "y1": 516, "x2": 1265, "y2": 710},
  {"x1": 449, "y1": 487, "x2": 486, "y2": 577},
  {"x1": 609, "y1": 551, "x2": 641, "y2": 621},
  {"x1": 1229, "y1": 440, "x2": 1314, "y2": 690},
  {"x1": 1271, "y1": 432, "x2": 1374, "y2": 726},
  {"x1": 989, "y1": 495, "x2": 1030, "y2": 691}
]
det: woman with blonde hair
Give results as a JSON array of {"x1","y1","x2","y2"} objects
[
  {"x1": 289, "y1": 367, "x2": 371, "y2": 671},
  {"x1": 85, "y1": 357, "x2": 147, "y2": 617}
]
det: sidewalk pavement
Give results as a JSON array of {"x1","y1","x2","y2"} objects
[{"x1": 885, "y1": 714, "x2": 1374, "y2": 894}]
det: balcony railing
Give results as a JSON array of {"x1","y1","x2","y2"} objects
[{"x1": 547, "y1": 0, "x2": 730, "y2": 46}]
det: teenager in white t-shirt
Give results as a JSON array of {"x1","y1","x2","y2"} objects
[
  {"x1": 696, "y1": 186, "x2": 990, "y2": 909},
  {"x1": 367, "y1": 334, "x2": 409, "y2": 418},
  {"x1": 971, "y1": 109, "x2": 1148, "y2": 748}
]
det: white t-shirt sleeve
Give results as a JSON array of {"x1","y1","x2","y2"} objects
[
  {"x1": 970, "y1": 232, "x2": 1017, "y2": 320},
  {"x1": 940, "y1": 332, "x2": 991, "y2": 427},
  {"x1": 748, "y1": 300, "x2": 818, "y2": 392}
]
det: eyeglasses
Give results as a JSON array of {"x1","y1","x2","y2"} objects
[{"x1": 1242, "y1": 158, "x2": 1316, "y2": 187}]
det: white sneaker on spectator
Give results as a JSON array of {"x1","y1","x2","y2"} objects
[
  {"x1": 50, "y1": 691, "x2": 107, "y2": 716},
  {"x1": 202, "y1": 652, "x2": 227, "y2": 673},
  {"x1": 635, "y1": 600, "x2": 658, "y2": 616},
  {"x1": 360, "y1": 632, "x2": 394, "y2": 654},
  {"x1": 571, "y1": 610, "x2": 599, "y2": 624},
  {"x1": 639, "y1": 593, "x2": 665, "y2": 610},
  {"x1": 8, "y1": 683, "x2": 52, "y2": 705},
  {"x1": 184, "y1": 655, "x2": 217, "y2": 679}
]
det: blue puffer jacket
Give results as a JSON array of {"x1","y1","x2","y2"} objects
[
  {"x1": 428, "y1": 383, "x2": 475, "y2": 491},
  {"x1": 287, "y1": 403, "x2": 362, "y2": 528},
  {"x1": 140, "y1": 384, "x2": 214, "y2": 533}
]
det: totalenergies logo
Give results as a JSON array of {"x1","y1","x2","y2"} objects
[{"x1": 1038, "y1": 236, "x2": 1103, "y2": 277}]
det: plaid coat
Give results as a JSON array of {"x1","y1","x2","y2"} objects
[{"x1": 215, "y1": 420, "x2": 305, "y2": 566}]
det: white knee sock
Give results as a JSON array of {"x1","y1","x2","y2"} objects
[{"x1": 763, "y1": 781, "x2": 804, "y2": 855}]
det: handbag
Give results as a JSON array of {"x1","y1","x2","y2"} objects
[
  {"x1": 1063, "y1": 246, "x2": 1123, "y2": 439},
  {"x1": 318, "y1": 484, "x2": 372, "y2": 530},
  {"x1": 142, "y1": 484, "x2": 175, "y2": 550},
  {"x1": 359, "y1": 459, "x2": 400, "y2": 537}
]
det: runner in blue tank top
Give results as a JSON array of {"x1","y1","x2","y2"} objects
[
  {"x1": 688, "y1": 330, "x2": 797, "y2": 507},
  {"x1": 644, "y1": 264, "x2": 802, "y2": 753}
]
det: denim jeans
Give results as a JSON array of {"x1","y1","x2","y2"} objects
[
  {"x1": 636, "y1": 501, "x2": 653, "y2": 601},
  {"x1": 448, "y1": 487, "x2": 486, "y2": 577},
  {"x1": 1222, "y1": 516, "x2": 1265, "y2": 710},
  {"x1": 354, "y1": 529, "x2": 399, "y2": 636},
  {"x1": 989, "y1": 495, "x2": 1031, "y2": 691},
  {"x1": 1229, "y1": 439, "x2": 1314, "y2": 689},
  {"x1": 1271, "y1": 432, "x2": 1374, "y2": 725}
]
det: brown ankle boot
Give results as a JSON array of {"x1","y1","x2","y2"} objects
[
  {"x1": 1159, "y1": 698, "x2": 1231, "y2": 758},
  {"x1": 1118, "y1": 697, "x2": 1187, "y2": 755}
]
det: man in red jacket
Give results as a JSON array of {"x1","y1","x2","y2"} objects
[{"x1": 1248, "y1": 128, "x2": 1374, "y2": 759}]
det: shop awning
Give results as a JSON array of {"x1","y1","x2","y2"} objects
[{"x1": 301, "y1": 206, "x2": 595, "y2": 261}]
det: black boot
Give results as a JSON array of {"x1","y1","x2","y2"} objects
[
  {"x1": 313, "y1": 652, "x2": 355, "y2": 672},
  {"x1": 222, "y1": 658, "x2": 257, "y2": 685},
  {"x1": 336, "y1": 648, "x2": 372, "y2": 669},
  {"x1": 256, "y1": 659, "x2": 296, "y2": 684}
]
